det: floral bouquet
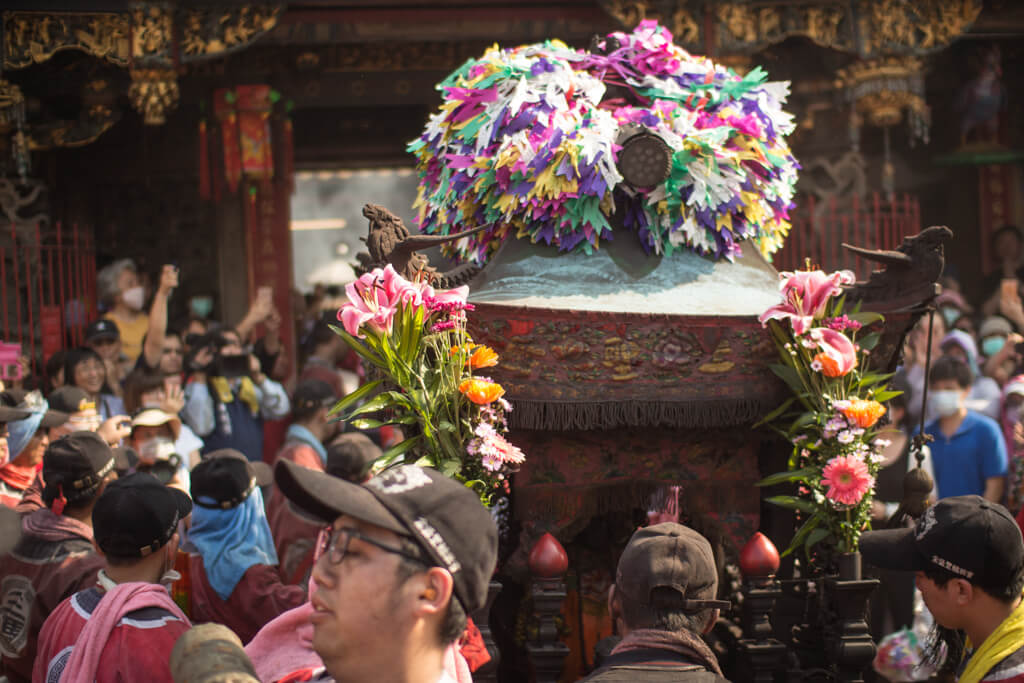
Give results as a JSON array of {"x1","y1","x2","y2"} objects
[
  {"x1": 334, "y1": 265, "x2": 524, "y2": 505},
  {"x1": 756, "y1": 268, "x2": 900, "y2": 559}
]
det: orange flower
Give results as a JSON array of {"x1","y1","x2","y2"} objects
[
  {"x1": 450, "y1": 344, "x2": 473, "y2": 357},
  {"x1": 459, "y1": 378, "x2": 505, "y2": 405},
  {"x1": 813, "y1": 352, "x2": 843, "y2": 378},
  {"x1": 842, "y1": 399, "x2": 886, "y2": 428},
  {"x1": 468, "y1": 345, "x2": 498, "y2": 369}
]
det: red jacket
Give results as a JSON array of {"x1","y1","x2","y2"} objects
[
  {"x1": 33, "y1": 585, "x2": 190, "y2": 683},
  {"x1": 188, "y1": 556, "x2": 305, "y2": 644},
  {"x1": 0, "y1": 509, "x2": 104, "y2": 683},
  {"x1": 267, "y1": 440, "x2": 325, "y2": 585}
]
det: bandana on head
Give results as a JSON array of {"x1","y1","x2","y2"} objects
[
  {"x1": 7, "y1": 392, "x2": 47, "y2": 462},
  {"x1": 187, "y1": 486, "x2": 278, "y2": 599}
]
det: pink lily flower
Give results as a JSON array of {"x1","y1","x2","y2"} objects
[
  {"x1": 758, "y1": 269, "x2": 855, "y2": 335},
  {"x1": 812, "y1": 328, "x2": 858, "y2": 378}
]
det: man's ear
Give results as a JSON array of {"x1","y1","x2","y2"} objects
[
  {"x1": 702, "y1": 608, "x2": 720, "y2": 635},
  {"x1": 953, "y1": 578, "x2": 974, "y2": 606},
  {"x1": 414, "y1": 567, "x2": 455, "y2": 617}
]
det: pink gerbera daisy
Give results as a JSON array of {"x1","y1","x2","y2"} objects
[{"x1": 820, "y1": 455, "x2": 874, "y2": 506}]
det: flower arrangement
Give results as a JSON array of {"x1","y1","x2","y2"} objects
[
  {"x1": 408, "y1": 20, "x2": 798, "y2": 264},
  {"x1": 756, "y1": 268, "x2": 900, "y2": 559},
  {"x1": 333, "y1": 265, "x2": 524, "y2": 504}
]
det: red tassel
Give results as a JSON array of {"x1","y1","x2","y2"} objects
[
  {"x1": 52, "y1": 484, "x2": 66, "y2": 516},
  {"x1": 198, "y1": 119, "x2": 211, "y2": 200}
]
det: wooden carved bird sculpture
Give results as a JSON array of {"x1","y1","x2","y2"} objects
[
  {"x1": 357, "y1": 204, "x2": 490, "y2": 288},
  {"x1": 842, "y1": 225, "x2": 953, "y2": 308}
]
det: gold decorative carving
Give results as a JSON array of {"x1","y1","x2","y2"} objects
[
  {"x1": 2, "y1": 12, "x2": 131, "y2": 68},
  {"x1": 128, "y1": 68, "x2": 179, "y2": 126},
  {"x1": 179, "y1": 5, "x2": 281, "y2": 61},
  {"x1": 131, "y1": 4, "x2": 174, "y2": 64},
  {"x1": 599, "y1": 0, "x2": 653, "y2": 30},
  {"x1": 867, "y1": 0, "x2": 981, "y2": 53}
]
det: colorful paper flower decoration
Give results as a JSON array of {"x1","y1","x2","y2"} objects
[{"x1": 408, "y1": 21, "x2": 799, "y2": 263}]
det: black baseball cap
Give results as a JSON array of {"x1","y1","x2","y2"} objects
[
  {"x1": 93, "y1": 472, "x2": 192, "y2": 558},
  {"x1": 616, "y1": 523, "x2": 731, "y2": 612},
  {"x1": 276, "y1": 461, "x2": 498, "y2": 612},
  {"x1": 292, "y1": 380, "x2": 337, "y2": 417},
  {"x1": 0, "y1": 404, "x2": 29, "y2": 423},
  {"x1": 326, "y1": 433, "x2": 381, "y2": 482},
  {"x1": 47, "y1": 386, "x2": 95, "y2": 414},
  {"x1": 0, "y1": 389, "x2": 67, "y2": 428},
  {"x1": 85, "y1": 319, "x2": 119, "y2": 343},
  {"x1": 42, "y1": 432, "x2": 117, "y2": 507},
  {"x1": 860, "y1": 496, "x2": 1024, "y2": 588},
  {"x1": 191, "y1": 449, "x2": 272, "y2": 509}
]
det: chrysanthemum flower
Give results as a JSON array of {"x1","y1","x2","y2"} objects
[{"x1": 821, "y1": 455, "x2": 874, "y2": 506}]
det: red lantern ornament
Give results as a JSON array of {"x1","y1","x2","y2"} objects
[
  {"x1": 528, "y1": 532, "x2": 569, "y2": 579},
  {"x1": 739, "y1": 532, "x2": 780, "y2": 578}
]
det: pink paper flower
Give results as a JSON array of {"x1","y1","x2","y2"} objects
[
  {"x1": 821, "y1": 455, "x2": 874, "y2": 506},
  {"x1": 759, "y1": 269, "x2": 855, "y2": 335}
]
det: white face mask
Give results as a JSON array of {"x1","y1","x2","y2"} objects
[
  {"x1": 122, "y1": 286, "x2": 145, "y2": 311},
  {"x1": 138, "y1": 436, "x2": 177, "y2": 464},
  {"x1": 930, "y1": 390, "x2": 963, "y2": 418}
]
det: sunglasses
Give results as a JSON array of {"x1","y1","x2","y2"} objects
[{"x1": 318, "y1": 526, "x2": 427, "y2": 567}]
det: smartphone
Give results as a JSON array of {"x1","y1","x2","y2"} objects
[
  {"x1": 0, "y1": 342, "x2": 22, "y2": 381},
  {"x1": 219, "y1": 354, "x2": 251, "y2": 378}
]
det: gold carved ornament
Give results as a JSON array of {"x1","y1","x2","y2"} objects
[
  {"x1": 835, "y1": 56, "x2": 928, "y2": 129},
  {"x1": 2, "y1": 12, "x2": 131, "y2": 68},
  {"x1": 128, "y1": 68, "x2": 179, "y2": 126}
]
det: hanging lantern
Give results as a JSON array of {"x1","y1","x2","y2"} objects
[{"x1": 836, "y1": 56, "x2": 930, "y2": 146}]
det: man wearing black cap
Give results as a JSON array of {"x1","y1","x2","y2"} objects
[
  {"x1": 275, "y1": 460, "x2": 499, "y2": 683},
  {"x1": 187, "y1": 450, "x2": 305, "y2": 643},
  {"x1": 861, "y1": 496, "x2": 1024, "y2": 683},
  {"x1": 34, "y1": 472, "x2": 193, "y2": 682},
  {"x1": 0, "y1": 432, "x2": 116, "y2": 683},
  {"x1": 582, "y1": 523, "x2": 731, "y2": 682}
]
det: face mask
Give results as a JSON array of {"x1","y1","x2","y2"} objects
[
  {"x1": 138, "y1": 436, "x2": 176, "y2": 464},
  {"x1": 190, "y1": 296, "x2": 213, "y2": 319},
  {"x1": 930, "y1": 390, "x2": 962, "y2": 418},
  {"x1": 122, "y1": 286, "x2": 145, "y2": 311},
  {"x1": 940, "y1": 306, "x2": 960, "y2": 326},
  {"x1": 982, "y1": 336, "x2": 1005, "y2": 357}
]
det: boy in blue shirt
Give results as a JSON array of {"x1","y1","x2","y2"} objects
[{"x1": 923, "y1": 356, "x2": 1007, "y2": 501}]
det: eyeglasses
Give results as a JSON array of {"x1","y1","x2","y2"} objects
[{"x1": 318, "y1": 526, "x2": 427, "y2": 567}]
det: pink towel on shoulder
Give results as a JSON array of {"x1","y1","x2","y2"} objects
[{"x1": 62, "y1": 582, "x2": 190, "y2": 683}]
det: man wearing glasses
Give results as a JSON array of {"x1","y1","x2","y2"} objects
[{"x1": 274, "y1": 461, "x2": 498, "y2": 683}]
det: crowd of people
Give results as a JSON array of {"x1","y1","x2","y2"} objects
[{"x1": 1, "y1": 231, "x2": 1023, "y2": 682}]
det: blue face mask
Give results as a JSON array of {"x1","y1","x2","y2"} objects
[
  {"x1": 982, "y1": 336, "x2": 1005, "y2": 357},
  {"x1": 940, "y1": 306, "x2": 960, "y2": 327},
  {"x1": 190, "y1": 297, "x2": 213, "y2": 319}
]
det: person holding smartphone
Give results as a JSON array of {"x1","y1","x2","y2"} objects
[{"x1": 181, "y1": 327, "x2": 290, "y2": 463}]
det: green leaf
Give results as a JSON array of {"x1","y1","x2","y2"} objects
[
  {"x1": 788, "y1": 411, "x2": 817, "y2": 434},
  {"x1": 858, "y1": 331, "x2": 881, "y2": 351},
  {"x1": 349, "y1": 418, "x2": 390, "y2": 430},
  {"x1": 377, "y1": 435, "x2": 422, "y2": 467},
  {"x1": 770, "y1": 364, "x2": 807, "y2": 395},
  {"x1": 847, "y1": 312, "x2": 884, "y2": 326},
  {"x1": 765, "y1": 495, "x2": 817, "y2": 513},
  {"x1": 873, "y1": 389, "x2": 903, "y2": 403},
  {"x1": 806, "y1": 527, "x2": 831, "y2": 549},
  {"x1": 753, "y1": 397, "x2": 796, "y2": 428},
  {"x1": 329, "y1": 379, "x2": 383, "y2": 417},
  {"x1": 346, "y1": 393, "x2": 399, "y2": 419},
  {"x1": 440, "y1": 459, "x2": 461, "y2": 477},
  {"x1": 330, "y1": 325, "x2": 387, "y2": 369},
  {"x1": 782, "y1": 511, "x2": 825, "y2": 557},
  {"x1": 757, "y1": 467, "x2": 817, "y2": 487}
]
